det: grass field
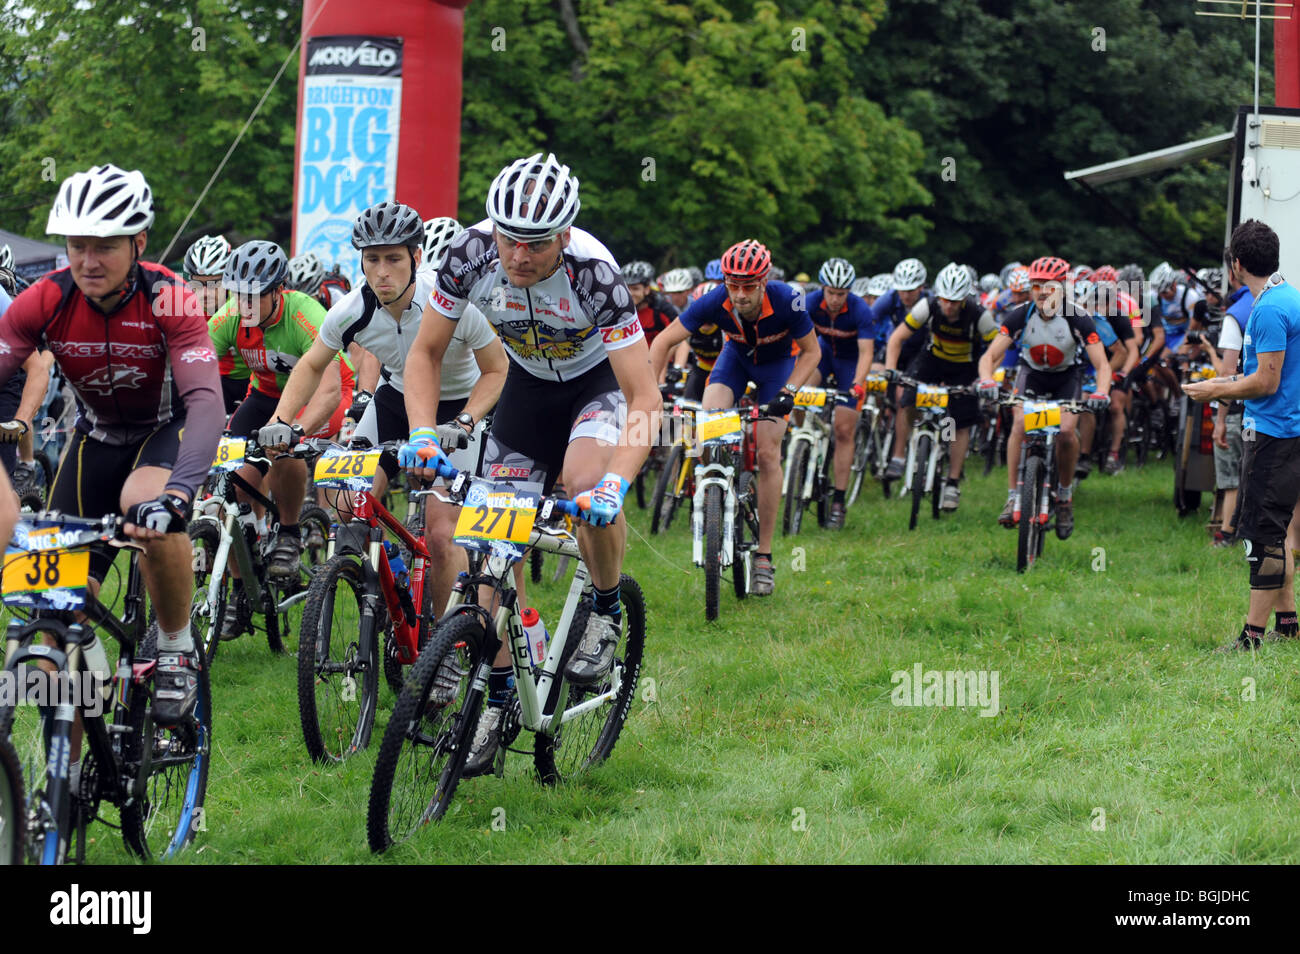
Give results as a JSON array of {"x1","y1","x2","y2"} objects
[{"x1": 20, "y1": 455, "x2": 1300, "y2": 864}]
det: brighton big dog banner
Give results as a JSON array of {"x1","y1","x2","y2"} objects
[{"x1": 295, "y1": 35, "x2": 403, "y2": 288}]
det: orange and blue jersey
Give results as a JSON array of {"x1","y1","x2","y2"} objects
[{"x1": 807, "y1": 289, "x2": 877, "y2": 361}]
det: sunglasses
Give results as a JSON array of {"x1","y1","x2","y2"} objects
[
  {"x1": 723, "y1": 277, "x2": 763, "y2": 292},
  {"x1": 499, "y1": 234, "x2": 559, "y2": 254}
]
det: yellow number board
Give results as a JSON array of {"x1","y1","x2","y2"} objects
[
  {"x1": 865, "y1": 376, "x2": 889, "y2": 393},
  {"x1": 916, "y1": 386, "x2": 949, "y2": 409},
  {"x1": 794, "y1": 389, "x2": 828, "y2": 408},
  {"x1": 1024, "y1": 401, "x2": 1062, "y2": 432},
  {"x1": 453, "y1": 483, "x2": 537, "y2": 556},
  {"x1": 1191, "y1": 366, "x2": 1217, "y2": 382},
  {"x1": 697, "y1": 410, "x2": 743, "y2": 444},
  {"x1": 313, "y1": 449, "x2": 382, "y2": 489},
  {"x1": 2, "y1": 548, "x2": 90, "y2": 608},
  {"x1": 211, "y1": 438, "x2": 246, "y2": 471}
]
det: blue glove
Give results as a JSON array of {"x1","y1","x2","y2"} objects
[
  {"x1": 398, "y1": 427, "x2": 449, "y2": 473},
  {"x1": 575, "y1": 472, "x2": 630, "y2": 527}
]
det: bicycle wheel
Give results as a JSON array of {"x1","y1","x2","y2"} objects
[
  {"x1": 649, "y1": 443, "x2": 685, "y2": 535},
  {"x1": 188, "y1": 520, "x2": 229, "y2": 667},
  {"x1": 932, "y1": 444, "x2": 946, "y2": 521},
  {"x1": 120, "y1": 628, "x2": 211, "y2": 860},
  {"x1": 1017, "y1": 455, "x2": 1043, "y2": 573},
  {"x1": 909, "y1": 435, "x2": 931, "y2": 531},
  {"x1": 703, "y1": 484, "x2": 723, "y2": 621},
  {"x1": 298, "y1": 555, "x2": 379, "y2": 764},
  {"x1": 0, "y1": 642, "x2": 70, "y2": 864},
  {"x1": 847, "y1": 414, "x2": 871, "y2": 507},
  {"x1": 733, "y1": 471, "x2": 755, "y2": 600},
  {"x1": 0, "y1": 735, "x2": 23, "y2": 865},
  {"x1": 367, "y1": 612, "x2": 487, "y2": 852},
  {"x1": 783, "y1": 441, "x2": 809, "y2": 535},
  {"x1": 534, "y1": 573, "x2": 646, "y2": 785}
]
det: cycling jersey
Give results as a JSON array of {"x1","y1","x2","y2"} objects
[
  {"x1": 872, "y1": 287, "x2": 929, "y2": 365},
  {"x1": 428, "y1": 221, "x2": 644, "y2": 383},
  {"x1": 903, "y1": 296, "x2": 996, "y2": 364},
  {"x1": 678, "y1": 282, "x2": 813, "y2": 365},
  {"x1": 208, "y1": 292, "x2": 248, "y2": 379},
  {"x1": 999, "y1": 300, "x2": 1100, "y2": 372},
  {"x1": 209, "y1": 289, "x2": 355, "y2": 399},
  {"x1": 687, "y1": 321, "x2": 723, "y2": 372},
  {"x1": 636, "y1": 292, "x2": 677, "y2": 346},
  {"x1": 806, "y1": 289, "x2": 876, "y2": 361},
  {"x1": 318, "y1": 266, "x2": 494, "y2": 398},
  {"x1": 1159, "y1": 284, "x2": 1208, "y2": 336},
  {"x1": 0, "y1": 262, "x2": 222, "y2": 498}
]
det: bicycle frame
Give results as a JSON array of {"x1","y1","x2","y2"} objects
[
  {"x1": 690, "y1": 403, "x2": 759, "y2": 569},
  {"x1": 901, "y1": 405, "x2": 949, "y2": 498},
  {"x1": 782, "y1": 394, "x2": 834, "y2": 503}
]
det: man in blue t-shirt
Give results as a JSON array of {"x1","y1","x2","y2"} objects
[
  {"x1": 1185, "y1": 220, "x2": 1300, "y2": 651},
  {"x1": 649, "y1": 239, "x2": 821, "y2": 596}
]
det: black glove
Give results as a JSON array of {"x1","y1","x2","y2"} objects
[
  {"x1": 766, "y1": 388, "x2": 795, "y2": 417},
  {"x1": 125, "y1": 493, "x2": 189, "y2": 534},
  {"x1": 347, "y1": 389, "x2": 374, "y2": 422}
]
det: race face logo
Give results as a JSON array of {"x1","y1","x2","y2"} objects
[
  {"x1": 180, "y1": 346, "x2": 216, "y2": 363},
  {"x1": 80, "y1": 365, "x2": 147, "y2": 395}
]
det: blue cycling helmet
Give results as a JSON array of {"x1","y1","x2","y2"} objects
[{"x1": 705, "y1": 258, "x2": 723, "y2": 281}]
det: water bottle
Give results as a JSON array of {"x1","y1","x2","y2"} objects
[
  {"x1": 383, "y1": 541, "x2": 410, "y2": 588},
  {"x1": 522, "y1": 607, "x2": 550, "y2": 668},
  {"x1": 81, "y1": 631, "x2": 114, "y2": 704}
]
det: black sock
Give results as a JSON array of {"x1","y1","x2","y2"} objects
[
  {"x1": 592, "y1": 584, "x2": 622, "y2": 621},
  {"x1": 757, "y1": 552, "x2": 772, "y2": 562},
  {"x1": 1275, "y1": 612, "x2": 1298, "y2": 636},
  {"x1": 946, "y1": 477, "x2": 960, "y2": 487},
  {"x1": 832, "y1": 489, "x2": 845, "y2": 504},
  {"x1": 1241, "y1": 623, "x2": 1265, "y2": 645},
  {"x1": 488, "y1": 666, "x2": 514, "y2": 707},
  {"x1": 280, "y1": 523, "x2": 299, "y2": 539}
]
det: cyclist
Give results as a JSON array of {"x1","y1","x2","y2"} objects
[
  {"x1": 184, "y1": 234, "x2": 247, "y2": 414},
  {"x1": 623, "y1": 260, "x2": 677, "y2": 349},
  {"x1": 883, "y1": 262, "x2": 997, "y2": 511},
  {"x1": 1078, "y1": 274, "x2": 1140, "y2": 474},
  {"x1": 651, "y1": 238, "x2": 821, "y2": 592},
  {"x1": 402, "y1": 152, "x2": 659, "y2": 775},
  {"x1": 208, "y1": 240, "x2": 355, "y2": 582},
  {"x1": 0, "y1": 163, "x2": 223, "y2": 727},
  {"x1": 287, "y1": 251, "x2": 331, "y2": 311},
  {"x1": 262, "y1": 202, "x2": 508, "y2": 615},
  {"x1": 877, "y1": 258, "x2": 931, "y2": 479},
  {"x1": 805, "y1": 257, "x2": 876, "y2": 529},
  {"x1": 670, "y1": 280, "x2": 723, "y2": 402},
  {"x1": 660, "y1": 267, "x2": 695, "y2": 313},
  {"x1": 862, "y1": 272, "x2": 893, "y2": 314},
  {"x1": 977, "y1": 256, "x2": 1111, "y2": 539}
]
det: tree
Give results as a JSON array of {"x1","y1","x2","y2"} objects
[{"x1": 0, "y1": 0, "x2": 301, "y2": 264}]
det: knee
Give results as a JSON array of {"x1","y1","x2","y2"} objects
[{"x1": 1248, "y1": 539, "x2": 1287, "y2": 590}]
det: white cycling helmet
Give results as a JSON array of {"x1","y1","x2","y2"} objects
[
  {"x1": 979, "y1": 273, "x2": 1000, "y2": 294},
  {"x1": 818, "y1": 257, "x2": 856, "y2": 290},
  {"x1": 932, "y1": 261, "x2": 973, "y2": 301},
  {"x1": 867, "y1": 272, "x2": 894, "y2": 297},
  {"x1": 422, "y1": 216, "x2": 464, "y2": 269},
  {"x1": 0, "y1": 244, "x2": 12, "y2": 271},
  {"x1": 1149, "y1": 261, "x2": 1177, "y2": 293},
  {"x1": 851, "y1": 276, "x2": 872, "y2": 297},
  {"x1": 661, "y1": 267, "x2": 694, "y2": 293},
  {"x1": 892, "y1": 257, "x2": 926, "y2": 291},
  {"x1": 184, "y1": 235, "x2": 231, "y2": 278},
  {"x1": 47, "y1": 163, "x2": 155, "y2": 237},
  {"x1": 486, "y1": 152, "x2": 580, "y2": 241},
  {"x1": 287, "y1": 252, "x2": 325, "y2": 295}
]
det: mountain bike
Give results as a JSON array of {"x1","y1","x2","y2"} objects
[
  {"x1": 366, "y1": 470, "x2": 645, "y2": 851},
  {"x1": 847, "y1": 373, "x2": 893, "y2": 506},
  {"x1": 0, "y1": 512, "x2": 211, "y2": 863},
  {"x1": 649, "y1": 396, "x2": 701, "y2": 534},
  {"x1": 782, "y1": 387, "x2": 837, "y2": 535},
  {"x1": 1003, "y1": 395, "x2": 1092, "y2": 572},
  {"x1": 188, "y1": 434, "x2": 331, "y2": 664},
  {"x1": 896, "y1": 377, "x2": 978, "y2": 531},
  {"x1": 692, "y1": 400, "x2": 767, "y2": 621},
  {"x1": 295, "y1": 439, "x2": 437, "y2": 764}
]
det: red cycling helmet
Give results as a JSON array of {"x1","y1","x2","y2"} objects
[
  {"x1": 1091, "y1": 264, "x2": 1118, "y2": 284},
  {"x1": 1027, "y1": 256, "x2": 1070, "y2": 283},
  {"x1": 721, "y1": 239, "x2": 772, "y2": 280}
]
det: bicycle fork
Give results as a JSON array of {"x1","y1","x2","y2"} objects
[{"x1": 691, "y1": 464, "x2": 735, "y2": 568}]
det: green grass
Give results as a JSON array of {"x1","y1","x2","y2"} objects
[{"x1": 24, "y1": 458, "x2": 1300, "y2": 863}]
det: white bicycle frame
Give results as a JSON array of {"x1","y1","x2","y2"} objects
[
  {"x1": 691, "y1": 460, "x2": 737, "y2": 569},
  {"x1": 781, "y1": 399, "x2": 833, "y2": 504},
  {"x1": 899, "y1": 402, "x2": 950, "y2": 499}
]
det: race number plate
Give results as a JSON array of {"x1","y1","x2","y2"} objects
[
  {"x1": 794, "y1": 389, "x2": 828, "y2": 408},
  {"x1": 3, "y1": 544, "x2": 90, "y2": 611},
  {"x1": 916, "y1": 385, "x2": 949, "y2": 409},
  {"x1": 1023, "y1": 401, "x2": 1062, "y2": 432},
  {"x1": 865, "y1": 375, "x2": 889, "y2": 393},
  {"x1": 453, "y1": 481, "x2": 538, "y2": 560},
  {"x1": 313, "y1": 449, "x2": 383, "y2": 490},
  {"x1": 211, "y1": 437, "x2": 246, "y2": 471},
  {"x1": 697, "y1": 409, "x2": 743, "y2": 445},
  {"x1": 1190, "y1": 366, "x2": 1217, "y2": 382}
]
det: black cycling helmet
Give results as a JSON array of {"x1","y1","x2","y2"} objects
[
  {"x1": 351, "y1": 201, "x2": 424, "y2": 250},
  {"x1": 1117, "y1": 263, "x2": 1144, "y2": 285},
  {"x1": 222, "y1": 240, "x2": 288, "y2": 296}
]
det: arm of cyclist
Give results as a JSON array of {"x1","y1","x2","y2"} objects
[
  {"x1": 1084, "y1": 340, "x2": 1111, "y2": 400},
  {"x1": 0, "y1": 468, "x2": 17, "y2": 548},
  {"x1": 401, "y1": 303, "x2": 455, "y2": 479},
  {"x1": 851, "y1": 336, "x2": 874, "y2": 394},
  {"x1": 786, "y1": 328, "x2": 823, "y2": 393},
  {"x1": 977, "y1": 332, "x2": 1012, "y2": 383},
  {"x1": 158, "y1": 286, "x2": 224, "y2": 504},
  {"x1": 266, "y1": 336, "x2": 337, "y2": 445},
  {"x1": 0, "y1": 349, "x2": 53, "y2": 442},
  {"x1": 354, "y1": 346, "x2": 382, "y2": 394},
  {"x1": 460, "y1": 336, "x2": 509, "y2": 429},
  {"x1": 602, "y1": 336, "x2": 661, "y2": 487},
  {"x1": 648, "y1": 317, "x2": 692, "y2": 383},
  {"x1": 294, "y1": 357, "x2": 343, "y2": 438},
  {"x1": 885, "y1": 321, "x2": 915, "y2": 375}
]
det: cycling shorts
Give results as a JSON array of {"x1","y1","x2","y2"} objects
[
  {"x1": 1012, "y1": 364, "x2": 1082, "y2": 403},
  {"x1": 817, "y1": 352, "x2": 860, "y2": 409},
  {"x1": 483, "y1": 360, "x2": 626, "y2": 495},
  {"x1": 903, "y1": 351, "x2": 979, "y2": 428},
  {"x1": 48, "y1": 418, "x2": 186, "y2": 581},
  {"x1": 229, "y1": 384, "x2": 354, "y2": 472},
  {"x1": 220, "y1": 375, "x2": 249, "y2": 416},
  {"x1": 708, "y1": 342, "x2": 793, "y2": 406}
]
